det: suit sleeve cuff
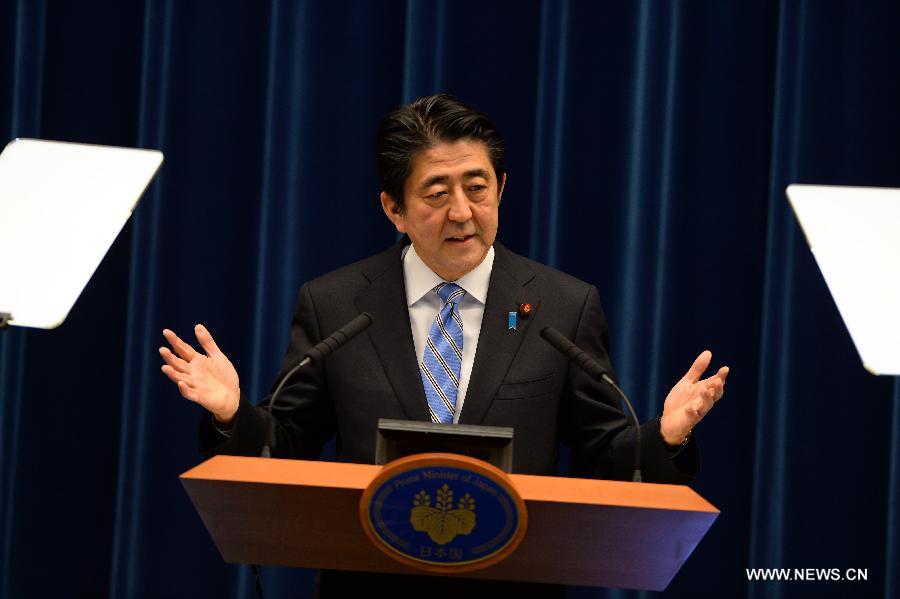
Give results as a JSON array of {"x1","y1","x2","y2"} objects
[
  {"x1": 639, "y1": 418, "x2": 699, "y2": 483},
  {"x1": 198, "y1": 393, "x2": 270, "y2": 458}
]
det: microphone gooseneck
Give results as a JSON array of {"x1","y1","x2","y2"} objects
[
  {"x1": 540, "y1": 326, "x2": 643, "y2": 482},
  {"x1": 261, "y1": 312, "x2": 373, "y2": 458}
]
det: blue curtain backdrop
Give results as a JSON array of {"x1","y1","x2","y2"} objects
[{"x1": 1, "y1": 1, "x2": 899, "y2": 597}]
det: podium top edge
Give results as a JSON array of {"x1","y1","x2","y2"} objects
[{"x1": 181, "y1": 456, "x2": 718, "y2": 514}]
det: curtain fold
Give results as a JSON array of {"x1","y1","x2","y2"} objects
[
  {"x1": 109, "y1": 0, "x2": 174, "y2": 595},
  {"x1": 528, "y1": 0, "x2": 569, "y2": 270},
  {"x1": 1, "y1": 1, "x2": 45, "y2": 597},
  {"x1": 749, "y1": 0, "x2": 799, "y2": 581},
  {"x1": 887, "y1": 381, "x2": 900, "y2": 598},
  {"x1": 1, "y1": 1, "x2": 899, "y2": 597},
  {"x1": 402, "y1": 0, "x2": 447, "y2": 101}
]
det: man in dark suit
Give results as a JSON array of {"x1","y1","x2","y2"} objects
[{"x1": 159, "y1": 94, "x2": 728, "y2": 595}]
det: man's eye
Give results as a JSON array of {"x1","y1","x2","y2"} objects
[
  {"x1": 428, "y1": 191, "x2": 447, "y2": 199},
  {"x1": 469, "y1": 185, "x2": 487, "y2": 192}
]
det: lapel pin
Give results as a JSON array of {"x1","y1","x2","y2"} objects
[
  {"x1": 507, "y1": 312, "x2": 517, "y2": 330},
  {"x1": 518, "y1": 303, "x2": 533, "y2": 319}
]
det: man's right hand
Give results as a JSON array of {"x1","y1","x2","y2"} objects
[{"x1": 159, "y1": 324, "x2": 240, "y2": 425}]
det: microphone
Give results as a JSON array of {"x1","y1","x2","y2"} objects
[
  {"x1": 540, "y1": 326, "x2": 643, "y2": 482},
  {"x1": 261, "y1": 312, "x2": 373, "y2": 458}
]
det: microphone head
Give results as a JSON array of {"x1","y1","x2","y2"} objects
[
  {"x1": 540, "y1": 325, "x2": 609, "y2": 380},
  {"x1": 307, "y1": 312, "x2": 374, "y2": 363},
  {"x1": 540, "y1": 326, "x2": 572, "y2": 352},
  {"x1": 346, "y1": 312, "x2": 374, "y2": 335}
]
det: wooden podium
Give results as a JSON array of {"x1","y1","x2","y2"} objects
[{"x1": 181, "y1": 456, "x2": 718, "y2": 591}]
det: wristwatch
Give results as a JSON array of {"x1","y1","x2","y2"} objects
[{"x1": 659, "y1": 416, "x2": 691, "y2": 450}]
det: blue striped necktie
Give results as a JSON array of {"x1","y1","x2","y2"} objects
[{"x1": 420, "y1": 282, "x2": 466, "y2": 424}]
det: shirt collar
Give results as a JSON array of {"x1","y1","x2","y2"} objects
[{"x1": 402, "y1": 244, "x2": 495, "y2": 306}]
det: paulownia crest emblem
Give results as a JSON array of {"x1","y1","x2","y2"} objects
[{"x1": 409, "y1": 484, "x2": 476, "y2": 545}]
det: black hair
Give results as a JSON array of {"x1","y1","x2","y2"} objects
[{"x1": 375, "y1": 94, "x2": 506, "y2": 212}]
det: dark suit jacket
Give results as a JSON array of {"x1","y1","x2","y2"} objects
[
  {"x1": 200, "y1": 240, "x2": 696, "y2": 481},
  {"x1": 199, "y1": 240, "x2": 698, "y2": 596}
]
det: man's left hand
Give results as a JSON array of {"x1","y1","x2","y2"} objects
[{"x1": 660, "y1": 350, "x2": 729, "y2": 446}]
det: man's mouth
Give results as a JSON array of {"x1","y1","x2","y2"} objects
[{"x1": 445, "y1": 234, "x2": 476, "y2": 244}]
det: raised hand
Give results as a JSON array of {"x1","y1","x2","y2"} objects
[
  {"x1": 660, "y1": 350, "x2": 729, "y2": 446},
  {"x1": 159, "y1": 324, "x2": 240, "y2": 425}
]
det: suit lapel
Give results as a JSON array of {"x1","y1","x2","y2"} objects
[
  {"x1": 355, "y1": 242, "x2": 431, "y2": 421},
  {"x1": 459, "y1": 244, "x2": 538, "y2": 425}
]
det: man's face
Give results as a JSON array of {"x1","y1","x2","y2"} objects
[{"x1": 381, "y1": 139, "x2": 505, "y2": 281}]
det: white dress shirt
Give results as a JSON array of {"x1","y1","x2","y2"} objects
[{"x1": 402, "y1": 244, "x2": 495, "y2": 423}]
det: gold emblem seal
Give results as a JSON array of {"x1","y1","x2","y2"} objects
[{"x1": 410, "y1": 484, "x2": 476, "y2": 545}]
